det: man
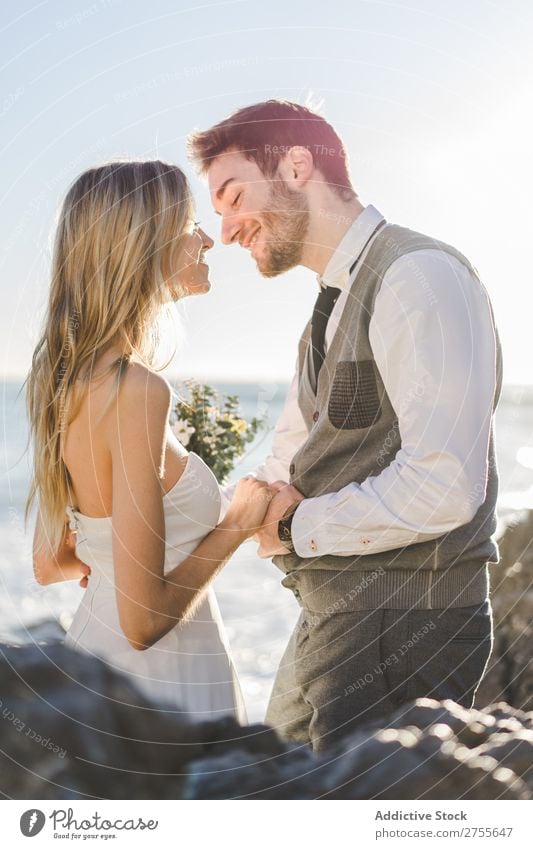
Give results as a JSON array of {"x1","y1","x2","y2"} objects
[{"x1": 189, "y1": 100, "x2": 502, "y2": 753}]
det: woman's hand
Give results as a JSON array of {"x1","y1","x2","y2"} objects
[
  {"x1": 33, "y1": 510, "x2": 93, "y2": 586},
  {"x1": 223, "y1": 477, "x2": 273, "y2": 537},
  {"x1": 66, "y1": 525, "x2": 91, "y2": 588}
]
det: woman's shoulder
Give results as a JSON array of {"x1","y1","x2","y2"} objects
[
  {"x1": 103, "y1": 363, "x2": 173, "y2": 452},
  {"x1": 118, "y1": 362, "x2": 173, "y2": 413}
]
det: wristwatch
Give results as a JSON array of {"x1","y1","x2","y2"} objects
[{"x1": 278, "y1": 507, "x2": 297, "y2": 553}]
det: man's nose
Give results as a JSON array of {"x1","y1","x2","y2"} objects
[{"x1": 221, "y1": 215, "x2": 241, "y2": 246}]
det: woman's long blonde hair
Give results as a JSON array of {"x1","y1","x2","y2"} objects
[{"x1": 25, "y1": 160, "x2": 194, "y2": 553}]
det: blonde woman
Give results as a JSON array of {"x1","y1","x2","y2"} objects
[{"x1": 25, "y1": 161, "x2": 272, "y2": 723}]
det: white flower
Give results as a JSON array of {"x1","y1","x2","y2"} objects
[{"x1": 172, "y1": 419, "x2": 195, "y2": 447}]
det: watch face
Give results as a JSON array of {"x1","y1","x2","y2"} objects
[
  {"x1": 278, "y1": 512, "x2": 295, "y2": 551},
  {"x1": 278, "y1": 519, "x2": 289, "y2": 541}
]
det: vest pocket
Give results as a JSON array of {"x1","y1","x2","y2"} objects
[{"x1": 328, "y1": 360, "x2": 382, "y2": 430}]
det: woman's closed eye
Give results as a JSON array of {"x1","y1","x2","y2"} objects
[{"x1": 232, "y1": 192, "x2": 242, "y2": 208}]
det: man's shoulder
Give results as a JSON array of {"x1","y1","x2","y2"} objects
[
  {"x1": 374, "y1": 222, "x2": 457, "y2": 253},
  {"x1": 366, "y1": 223, "x2": 477, "y2": 282}
]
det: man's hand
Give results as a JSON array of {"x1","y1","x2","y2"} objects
[{"x1": 255, "y1": 481, "x2": 305, "y2": 558}]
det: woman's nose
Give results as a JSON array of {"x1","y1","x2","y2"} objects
[{"x1": 199, "y1": 228, "x2": 214, "y2": 250}]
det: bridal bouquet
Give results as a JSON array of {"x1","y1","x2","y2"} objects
[{"x1": 171, "y1": 380, "x2": 267, "y2": 483}]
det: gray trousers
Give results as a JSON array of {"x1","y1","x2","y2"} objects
[{"x1": 265, "y1": 600, "x2": 493, "y2": 753}]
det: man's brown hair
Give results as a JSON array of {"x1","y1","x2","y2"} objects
[{"x1": 188, "y1": 100, "x2": 356, "y2": 201}]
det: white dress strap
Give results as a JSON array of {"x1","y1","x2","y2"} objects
[{"x1": 65, "y1": 504, "x2": 79, "y2": 532}]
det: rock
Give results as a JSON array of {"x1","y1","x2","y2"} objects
[
  {"x1": 0, "y1": 643, "x2": 284, "y2": 799},
  {"x1": 475, "y1": 510, "x2": 533, "y2": 710},
  {"x1": 1, "y1": 643, "x2": 532, "y2": 800},
  {"x1": 483, "y1": 702, "x2": 533, "y2": 727},
  {"x1": 319, "y1": 731, "x2": 526, "y2": 800},
  {"x1": 473, "y1": 733, "x2": 533, "y2": 790},
  {"x1": 185, "y1": 700, "x2": 531, "y2": 800}
]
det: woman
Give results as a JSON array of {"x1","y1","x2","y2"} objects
[{"x1": 25, "y1": 160, "x2": 272, "y2": 724}]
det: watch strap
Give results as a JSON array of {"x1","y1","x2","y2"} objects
[{"x1": 278, "y1": 507, "x2": 297, "y2": 552}]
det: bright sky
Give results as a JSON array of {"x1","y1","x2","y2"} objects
[{"x1": 1, "y1": 0, "x2": 531, "y2": 384}]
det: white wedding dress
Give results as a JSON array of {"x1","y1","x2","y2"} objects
[{"x1": 64, "y1": 451, "x2": 247, "y2": 724}]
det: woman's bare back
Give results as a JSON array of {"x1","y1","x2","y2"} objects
[{"x1": 62, "y1": 360, "x2": 187, "y2": 518}]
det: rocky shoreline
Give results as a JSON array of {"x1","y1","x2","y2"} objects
[
  {"x1": 0, "y1": 510, "x2": 531, "y2": 800},
  {"x1": 0, "y1": 640, "x2": 531, "y2": 799}
]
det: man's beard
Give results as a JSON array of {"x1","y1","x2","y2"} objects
[{"x1": 257, "y1": 178, "x2": 310, "y2": 278}]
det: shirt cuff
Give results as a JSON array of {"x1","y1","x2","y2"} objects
[
  {"x1": 291, "y1": 497, "x2": 331, "y2": 558},
  {"x1": 291, "y1": 494, "x2": 378, "y2": 558}
]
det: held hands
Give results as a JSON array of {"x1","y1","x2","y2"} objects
[
  {"x1": 255, "y1": 480, "x2": 305, "y2": 558},
  {"x1": 223, "y1": 476, "x2": 274, "y2": 538}
]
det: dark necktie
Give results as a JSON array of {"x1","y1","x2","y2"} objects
[
  {"x1": 311, "y1": 284, "x2": 341, "y2": 383},
  {"x1": 310, "y1": 220, "x2": 387, "y2": 385}
]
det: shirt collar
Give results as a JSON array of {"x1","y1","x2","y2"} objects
[{"x1": 317, "y1": 205, "x2": 386, "y2": 292}]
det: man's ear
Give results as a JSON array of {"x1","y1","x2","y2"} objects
[{"x1": 278, "y1": 145, "x2": 314, "y2": 189}]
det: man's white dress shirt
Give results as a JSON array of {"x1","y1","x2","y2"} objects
[{"x1": 253, "y1": 205, "x2": 499, "y2": 559}]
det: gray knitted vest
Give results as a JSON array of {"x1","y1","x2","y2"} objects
[{"x1": 274, "y1": 224, "x2": 503, "y2": 610}]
